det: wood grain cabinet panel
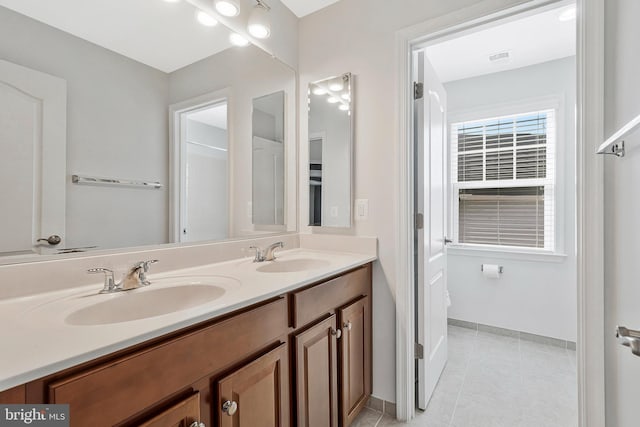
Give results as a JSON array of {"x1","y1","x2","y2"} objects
[
  {"x1": 217, "y1": 343, "x2": 289, "y2": 427},
  {"x1": 295, "y1": 315, "x2": 339, "y2": 427},
  {"x1": 338, "y1": 297, "x2": 371, "y2": 426},
  {"x1": 138, "y1": 393, "x2": 201, "y2": 427},
  {"x1": 0, "y1": 385, "x2": 25, "y2": 404}
]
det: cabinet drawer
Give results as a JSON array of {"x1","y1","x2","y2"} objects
[
  {"x1": 48, "y1": 297, "x2": 287, "y2": 427},
  {"x1": 291, "y1": 264, "x2": 371, "y2": 328}
]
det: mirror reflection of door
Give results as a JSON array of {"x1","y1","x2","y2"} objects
[
  {"x1": 180, "y1": 102, "x2": 229, "y2": 243},
  {"x1": 309, "y1": 134, "x2": 324, "y2": 226},
  {"x1": 252, "y1": 91, "x2": 285, "y2": 226}
]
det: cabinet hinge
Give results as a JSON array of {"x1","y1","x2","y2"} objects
[
  {"x1": 415, "y1": 213, "x2": 424, "y2": 230},
  {"x1": 415, "y1": 343, "x2": 424, "y2": 359},
  {"x1": 414, "y1": 82, "x2": 424, "y2": 100}
]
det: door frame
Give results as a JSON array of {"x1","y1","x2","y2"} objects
[
  {"x1": 394, "y1": 0, "x2": 605, "y2": 424},
  {"x1": 168, "y1": 88, "x2": 231, "y2": 243}
]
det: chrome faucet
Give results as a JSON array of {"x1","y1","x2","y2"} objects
[
  {"x1": 88, "y1": 259, "x2": 159, "y2": 294},
  {"x1": 249, "y1": 242, "x2": 284, "y2": 262}
]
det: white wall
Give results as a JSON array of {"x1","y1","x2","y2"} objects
[
  {"x1": 298, "y1": 0, "x2": 531, "y2": 403},
  {"x1": 0, "y1": 6, "x2": 170, "y2": 251},
  {"x1": 444, "y1": 57, "x2": 577, "y2": 342},
  {"x1": 169, "y1": 46, "x2": 297, "y2": 237},
  {"x1": 604, "y1": 1, "x2": 640, "y2": 426}
]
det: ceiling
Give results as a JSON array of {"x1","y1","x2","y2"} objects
[
  {"x1": 0, "y1": 0, "x2": 234, "y2": 73},
  {"x1": 280, "y1": 0, "x2": 341, "y2": 17},
  {"x1": 188, "y1": 104, "x2": 228, "y2": 130},
  {"x1": 426, "y1": 4, "x2": 576, "y2": 83}
]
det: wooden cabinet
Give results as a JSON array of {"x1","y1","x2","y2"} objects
[
  {"x1": 11, "y1": 263, "x2": 372, "y2": 427},
  {"x1": 292, "y1": 265, "x2": 373, "y2": 427},
  {"x1": 338, "y1": 297, "x2": 371, "y2": 426},
  {"x1": 294, "y1": 315, "x2": 340, "y2": 427},
  {"x1": 217, "y1": 344, "x2": 289, "y2": 427},
  {"x1": 138, "y1": 393, "x2": 201, "y2": 427}
]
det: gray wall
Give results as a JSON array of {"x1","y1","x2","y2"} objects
[
  {"x1": 444, "y1": 56, "x2": 577, "y2": 341},
  {"x1": 0, "y1": 6, "x2": 169, "y2": 250},
  {"x1": 604, "y1": 1, "x2": 640, "y2": 426}
]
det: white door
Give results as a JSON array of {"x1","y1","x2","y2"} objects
[
  {"x1": 414, "y1": 49, "x2": 448, "y2": 409},
  {"x1": 252, "y1": 136, "x2": 284, "y2": 225},
  {"x1": 0, "y1": 60, "x2": 66, "y2": 256}
]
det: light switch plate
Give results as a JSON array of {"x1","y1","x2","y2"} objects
[{"x1": 355, "y1": 199, "x2": 369, "y2": 221}]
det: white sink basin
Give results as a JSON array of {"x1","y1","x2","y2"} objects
[
  {"x1": 256, "y1": 258, "x2": 330, "y2": 273},
  {"x1": 65, "y1": 276, "x2": 238, "y2": 326}
]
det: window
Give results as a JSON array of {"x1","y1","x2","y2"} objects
[{"x1": 451, "y1": 109, "x2": 555, "y2": 250}]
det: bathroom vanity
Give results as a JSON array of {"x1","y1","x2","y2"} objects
[{"x1": 0, "y1": 248, "x2": 373, "y2": 427}]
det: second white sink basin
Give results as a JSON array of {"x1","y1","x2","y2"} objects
[
  {"x1": 65, "y1": 276, "x2": 238, "y2": 326},
  {"x1": 256, "y1": 258, "x2": 330, "y2": 273}
]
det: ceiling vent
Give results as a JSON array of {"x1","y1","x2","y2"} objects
[{"x1": 488, "y1": 51, "x2": 511, "y2": 63}]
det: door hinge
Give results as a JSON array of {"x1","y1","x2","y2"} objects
[
  {"x1": 414, "y1": 82, "x2": 424, "y2": 100},
  {"x1": 415, "y1": 343, "x2": 424, "y2": 359},
  {"x1": 415, "y1": 213, "x2": 424, "y2": 230}
]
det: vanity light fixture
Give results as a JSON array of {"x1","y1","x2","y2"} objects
[
  {"x1": 341, "y1": 93, "x2": 350, "y2": 101},
  {"x1": 328, "y1": 77, "x2": 344, "y2": 91},
  {"x1": 339, "y1": 104, "x2": 349, "y2": 111},
  {"x1": 327, "y1": 97, "x2": 339, "y2": 104},
  {"x1": 214, "y1": 0, "x2": 241, "y2": 17},
  {"x1": 248, "y1": 1, "x2": 271, "y2": 39},
  {"x1": 312, "y1": 86, "x2": 327, "y2": 95},
  {"x1": 196, "y1": 10, "x2": 218, "y2": 27},
  {"x1": 229, "y1": 32, "x2": 250, "y2": 46}
]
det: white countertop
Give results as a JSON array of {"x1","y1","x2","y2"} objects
[{"x1": 0, "y1": 248, "x2": 376, "y2": 392}]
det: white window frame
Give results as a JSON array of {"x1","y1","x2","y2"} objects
[{"x1": 447, "y1": 96, "x2": 565, "y2": 256}]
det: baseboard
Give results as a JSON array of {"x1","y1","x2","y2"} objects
[
  {"x1": 366, "y1": 396, "x2": 396, "y2": 418},
  {"x1": 448, "y1": 318, "x2": 577, "y2": 350}
]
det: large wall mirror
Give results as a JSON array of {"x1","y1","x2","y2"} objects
[
  {"x1": 308, "y1": 73, "x2": 353, "y2": 228},
  {"x1": 0, "y1": 1, "x2": 296, "y2": 264}
]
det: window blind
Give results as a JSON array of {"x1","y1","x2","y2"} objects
[{"x1": 451, "y1": 109, "x2": 555, "y2": 250}]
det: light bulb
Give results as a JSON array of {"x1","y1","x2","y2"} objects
[
  {"x1": 329, "y1": 78, "x2": 344, "y2": 91},
  {"x1": 248, "y1": 4, "x2": 271, "y2": 39},
  {"x1": 196, "y1": 11, "x2": 218, "y2": 27},
  {"x1": 327, "y1": 97, "x2": 339, "y2": 104},
  {"x1": 341, "y1": 93, "x2": 350, "y2": 101},
  {"x1": 163, "y1": 0, "x2": 181, "y2": 3},
  {"x1": 215, "y1": 0, "x2": 240, "y2": 17},
  {"x1": 312, "y1": 86, "x2": 327, "y2": 95},
  {"x1": 339, "y1": 104, "x2": 349, "y2": 111},
  {"x1": 229, "y1": 33, "x2": 250, "y2": 47}
]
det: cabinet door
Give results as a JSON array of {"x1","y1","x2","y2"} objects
[
  {"x1": 138, "y1": 393, "x2": 202, "y2": 427},
  {"x1": 217, "y1": 343, "x2": 289, "y2": 427},
  {"x1": 338, "y1": 297, "x2": 371, "y2": 426},
  {"x1": 295, "y1": 315, "x2": 339, "y2": 427}
]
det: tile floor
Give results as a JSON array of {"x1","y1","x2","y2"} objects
[{"x1": 353, "y1": 325, "x2": 577, "y2": 427}]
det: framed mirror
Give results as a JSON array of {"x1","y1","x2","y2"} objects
[
  {"x1": 0, "y1": 1, "x2": 297, "y2": 264},
  {"x1": 308, "y1": 73, "x2": 353, "y2": 228}
]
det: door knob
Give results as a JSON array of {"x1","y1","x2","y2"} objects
[
  {"x1": 616, "y1": 326, "x2": 640, "y2": 357},
  {"x1": 444, "y1": 237, "x2": 453, "y2": 244},
  {"x1": 343, "y1": 321, "x2": 352, "y2": 332},
  {"x1": 331, "y1": 328, "x2": 342, "y2": 339},
  {"x1": 189, "y1": 422, "x2": 205, "y2": 427},
  {"x1": 37, "y1": 235, "x2": 62, "y2": 245},
  {"x1": 222, "y1": 400, "x2": 238, "y2": 416}
]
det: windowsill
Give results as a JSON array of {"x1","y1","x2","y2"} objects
[{"x1": 447, "y1": 244, "x2": 568, "y2": 263}]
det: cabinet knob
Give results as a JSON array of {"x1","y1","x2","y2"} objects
[
  {"x1": 189, "y1": 422, "x2": 205, "y2": 427},
  {"x1": 331, "y1": 328, "x2": 342, "y2": 339},
  {"x1": 344, "y1": 321, "x2": 352, "y2": 332},
  {"x1": 222, "y1": 400, "x2": 238, "y2": 416}
]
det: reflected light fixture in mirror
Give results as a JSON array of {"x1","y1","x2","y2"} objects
[
  {"x1": 214, "y1": 0, "x2": 241, "y2": 17},
  {"x1": 229, "y1": 32, "x2": 250, "y2": 46},
  {"x1": 196, "y1": 10, "x2": 218, "y2": 27},
  {"x1": 248, "y1": 1, "x2": 271, "y2": 39}
]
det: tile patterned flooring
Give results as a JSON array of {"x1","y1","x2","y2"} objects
[{"x1": 353, "y1": 325, "x2": 577, "y2": 427}]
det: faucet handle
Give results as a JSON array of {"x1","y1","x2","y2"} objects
[
  {"x1": 88, "y1": 268, "x2": 116, "y2": 293},
  {"x1": 248, "y1": 246, "x2": 264, "y2": 262},
  {"x1": 135, "y1": 259, "x2": 159, "y2": 285}
]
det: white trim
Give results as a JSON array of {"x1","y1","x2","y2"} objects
[
  {"x1": 168, "y1": 89, "x2": 231, "y2": 243},
  {"x1": 576, "y1": 0, "x2": 605, "y2": 425},
  {"x1": 395, "y1": 0, "x2": 605, "y2": 424},
  {"x1": 447, "y1": 244, "x2": 567, "y2": 262}
]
